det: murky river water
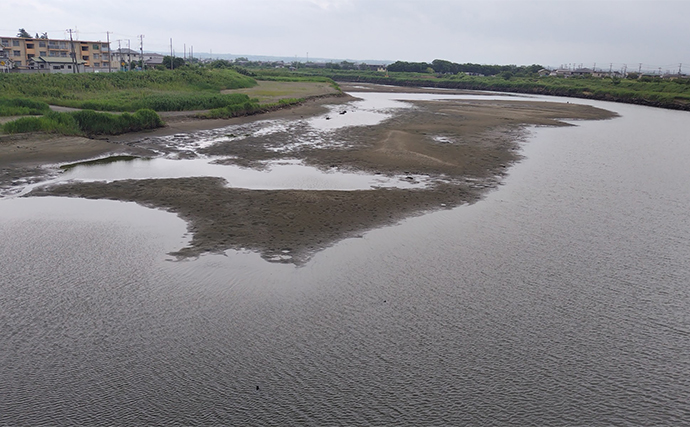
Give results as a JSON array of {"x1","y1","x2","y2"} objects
[{"x1": 1, "y1": 93, "x2": 690, "y2": 425}]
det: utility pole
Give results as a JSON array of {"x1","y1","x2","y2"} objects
[
  {"x1": 67, "y1": 28, "x2": 78, "y2": 73},
  {"x1": 127, "y1": 39, "x2": 131, "y2": 71},
  {"x1": 117, "y1": 39, "x2": 123, "y2": 71},
  {"x1": 184, "y1": 43, "x2": 186, "y2": 60},
  {"x1": 190, "y1": 46, "x2": 193, "y2": 62},
  {"x1": 679, "y1": 63, "x2": 683, "y2": 76},
  {"x1": 609, "y1": 63, "x2": 613, "y2": 74},
  {"x1": 138, "y1": 34, "x2": 144, "y2": 70},
  {"x1": 638, "y1": 63, "x2": 642, "y2": 73},
  {"x1": 106, "y1": 31, "x2": 112, "y2": 73},
  {"x1": 170, "y1": 38, "x2": 174, "y2": 70}
]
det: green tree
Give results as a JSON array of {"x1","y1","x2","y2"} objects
[
  {"x1": 17, "y1": 28, "x2": 31, "y2": 38},
  {"x1": 162, "y1": 56, "x2": 186, "y2": 69}
]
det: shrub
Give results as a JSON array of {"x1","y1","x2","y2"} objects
[
  {"x1": 0, "y1": 97, "x2": 51, "y2": 116},
  {"x1": 1, "y1": 109, "x2": 163, "y2": 136}
]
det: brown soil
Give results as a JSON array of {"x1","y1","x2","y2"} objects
[{"x1": 7, "y1": 83, "x2": 618, "y2": 263}]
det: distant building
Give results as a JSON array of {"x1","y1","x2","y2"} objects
[
  {"x1": 0, "y1": 48, "x2": 11, "y2": 72},
  {"x1": 111, "y1": 48, "x2": 142, "y2": 69},
  {"x1": 0, "y1": 35, "x2": 110, "y2": 70},
  {"x1": 143, "y1": 53, "x2": 165, "y2": 68},
  {"x1": 571, "y1": 68, "x2": 594, "y2": 77},
  {"x1": 28, "y1": 56, "x2": 85, "y2": 73}
]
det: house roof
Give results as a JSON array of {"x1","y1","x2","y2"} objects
[
  {"x1": 31, "y1": 56, "x2": 85, "y2": 65},
  {"x1": 113, "y1": 48, "x2": 140, "y2": 55}
]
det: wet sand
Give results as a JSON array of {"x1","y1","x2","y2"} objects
[{"x1": 8, "y1": 83, "x2": 617, "y2": 263}]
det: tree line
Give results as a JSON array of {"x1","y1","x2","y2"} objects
[{"x1": 387, "y1": 59, "x2": 543, "y2": 77}]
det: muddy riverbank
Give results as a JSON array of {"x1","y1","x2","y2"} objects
[{"x1": 11, "y1": 84, "x2": 617, "y2": 262}]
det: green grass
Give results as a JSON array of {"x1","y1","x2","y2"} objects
[
  {"x1": 1, "y1": 109, "x2": 164, "y2": 136},
  {"x1": 279, "y1": 68, "x2": 690, "y2": 111},
  {"x1": 200, "y1": 97, "x2": 304, "y2": 119},
  {"x1": 0, "y1": 69, "x2": 257, "y2": 112},
  {"x1": 0, "y1": 98, "x2": 51, "y2": 116}
]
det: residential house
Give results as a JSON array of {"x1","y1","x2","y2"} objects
[
  {"x1": 111, "y1": 48, "x2": 141, "y2": 69},
  {"x1": 143, "y1": 53, "x2": 164, "y2": 68},
  {"x1": 28, "y1": 56, "x2": 85, "y2": 73},
  {"x1": 0, "y1": 48, "x2": 11, "y2": 72},
  {"x1": 0, "y1": 35, "x2": 110, "y2": 71}
]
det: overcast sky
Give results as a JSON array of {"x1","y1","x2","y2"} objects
[{"x1": 3, "y1": 0, "x2": 689, "y2": 72}]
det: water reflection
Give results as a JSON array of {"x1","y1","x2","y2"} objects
[{"x1": 2, "y1": 94, "x2": 690, "y2": 425}]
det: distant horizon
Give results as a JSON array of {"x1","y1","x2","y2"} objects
[
  {"x1": 3, "y1": 0, "x2": 688, "y2": 74},
  {"x1": 147, "y1": 51, "x2": 681, "y2": 75}
]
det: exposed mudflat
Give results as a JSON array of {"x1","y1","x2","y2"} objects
[{"x1": 9, "y1": 83, "x2": 617, "y2": 263}]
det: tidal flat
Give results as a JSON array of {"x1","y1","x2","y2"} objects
[{"x1": 9, "y1": 83, "x2": 616, "y2": 263}]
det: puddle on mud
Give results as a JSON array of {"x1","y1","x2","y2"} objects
[{"x1": 53, "y1": 158, "x2": 431, "y2": 191}]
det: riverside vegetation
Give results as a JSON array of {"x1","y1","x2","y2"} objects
[
  {"x1": 0, "y1": 67, "x2": 342, "y2": 135},
  {"x1": 255, "y1": 59, "x2": 690, "y2": 111}
]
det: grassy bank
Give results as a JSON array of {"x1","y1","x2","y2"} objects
[
  {"x1": 200, "y1": 98, "x2": 304, "y2": 119},
  {"x1": 272, "y1": 69, "x2": 690, "y2": 111},
  {"x1": 0, "y1": 98, "x2": 51, "y2": 116},
  {"x1": 1, "y1": 109, "x2": 164, "y2": 136},
  {"x1": 0, "y1": 69, "x2": 257, "y2": 112}
]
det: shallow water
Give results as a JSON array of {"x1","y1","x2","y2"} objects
[
  {"x1": 2, "y1": 95, "x2": 690, "y2": 425},
  {"x1": 32, "y1": 158, "x2": 431, "y2": 192}
]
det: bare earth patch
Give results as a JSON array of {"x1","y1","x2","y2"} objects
[{"x1": 10, "y1": 83, "x2": 618, "y2": 263}]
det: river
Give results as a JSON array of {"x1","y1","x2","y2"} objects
[{"x1": 1, "y1": 93, "x2": 689, "y2": 425}]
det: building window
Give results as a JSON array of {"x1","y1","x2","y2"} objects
[
  {"x1": 93, "y1": 53, "x2": 100, "y2": 59},
  {"x1": 15, "y1": 61, "x2": 22, "y2": 66},
  {"x1": 93, "y1": 44, "x2": 100, "y2": 50},
  {"x1": 39, "y1": 51, "x2": 46, "y2": 56},
  {"x1": 53, "y1": 65, "x2": 61, "y2": 70},
  {"x1": 26, "y1": 43, "x2": 34, "y2": 49},
  {"x1": 13, "y1": 51, "x2": 21, "y2": 56},
  {"x1": 60, "y1": 52, "x2": 67, "y2": 57},
  {"x1": 49, "y1": 51, "x2": 57, "y2": 57},
  {"x1": 82, "y1": 56, "x2": 89, "y2": 61},
  {"x1": 13, "y1": 40, "x2": 20, "y2": 46},
  {"x1": 81, "y1": 45, "x2": 88, "y2": 52},
  {"x1": 1, "y1": 39, "x2": 9, "y2": 47},
  {"x1": 102, "y1": 44, "x2": 109, "y2": 50},
  {"x1": 27, "y1": 54, "x2": 35, "y2": 59},
  {"x1": 39, "y1": 41, "x2": 46, "y2": 47},
  {"x1": 94, "y1": 63, "x2": 100, "y2": 67}
]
